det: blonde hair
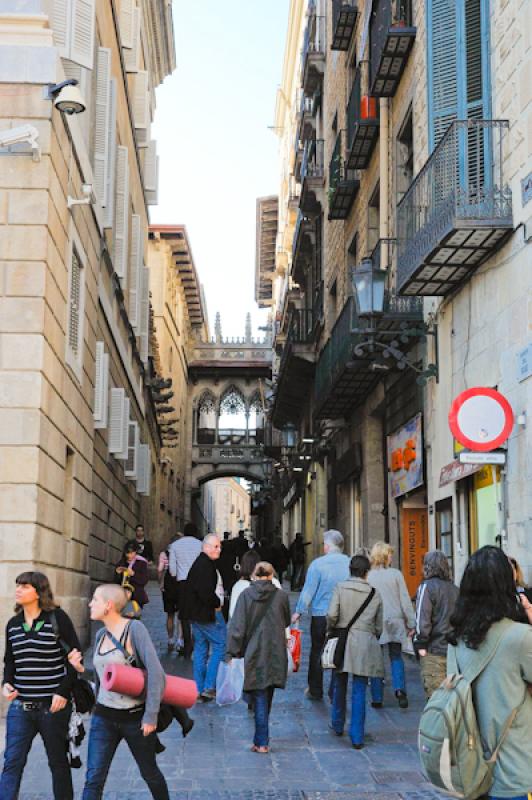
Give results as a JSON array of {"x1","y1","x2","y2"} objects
[
  {"x1": 252, "y1": 561, "x2": 274, "y2": 579},
  {"x1": 97, "y1": 584, "x2": 128, "y2": 612},
  {"x1": 370, "y1": 541, "x2": 394, "y2": 568}
]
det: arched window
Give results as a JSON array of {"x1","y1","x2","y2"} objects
[
  {"x1": 218, "y1": 386, "x2": 246, "y2": 445},
  {"x1": 248, "y1": 392, "x2": 265, "y2": 444},
  {"x1": 197, "y1": 391, "x2": 217, "y2": 444}
]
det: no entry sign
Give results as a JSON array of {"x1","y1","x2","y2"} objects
[{"x1": 448, "y1": 388, "x2": 514, "y2": 452}]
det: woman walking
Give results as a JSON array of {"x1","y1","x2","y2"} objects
[
  {"x1": 0, "y1": 571, "x2": 81, "y2": 800},
  {"x1": 327, "y1": 555, "x2": 384, "y2": 749},
  {"x1": 116, "y1": 540, "x2": 149, "y2": 609},
  {"x1": 368, "y1": 541, "x2": 415, "y2": 708},
  {"x1": 447, "y1": 546, "x2": 532, "y2": 800},
  {"x1": 78, "y1": 583, "x2": 169, "y2": 800},
  {"x1": 226, "y1": 562, "x2": 291, "y2": 753},
  {"x1": 414, "y1": 549, "x2": 459, "y2": 698}
]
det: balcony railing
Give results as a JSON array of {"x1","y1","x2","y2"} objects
[
  {"x1": 300, "y1": 138, "x2": 325, "y2": 213},
  {"x1": 397, "y1": 120, "x2": 513, "y2": 296},
  {"x1": 331, "y1": 0, "x2": 358, "y2": 51},
  {"x1": 328, "y1": 131, "x2": 360, "y2": 220},
  {"x1": 301, "y1": 8, "x2": 326, "y2": 94},
  {"x1": 370, "y1": 0, "x2": 416, "y2": 96},
  {"x1": 346, "y1": 66, "x2": 379, "y2": 169}
]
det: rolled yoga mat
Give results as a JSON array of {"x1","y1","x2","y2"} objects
[{"x1": 102, "y1": 663, "x2": 197, "y2": 709}]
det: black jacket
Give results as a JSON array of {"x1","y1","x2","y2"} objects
[
  {"x1": 414, "y1": 576, "x2": 459, "y2": 656},
  {"x1": 185, "y1": 552, "x2": 221, "y2": 623}
]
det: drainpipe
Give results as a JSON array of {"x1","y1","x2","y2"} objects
[{"x1": 379, "y1": 97, "x2": 389, "y2": 263}]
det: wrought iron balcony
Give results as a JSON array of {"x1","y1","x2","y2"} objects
[
  {"x1": 273, "y1": 304, "x2": 320, "y2": 427},
  {"x1": 397, "y1": 120, "x2": 513, "y2": 296},
  {"x1": 328, "y1": 131, "x2": 360, "y2": 220},
  {"x1": 297, "y1": 89, "x2": 321, "y2": 143},
  {"x1": 301, "y1": 7, "x2": 326, "y2": 95},
  {"x1": 300, "y1": 138, "x2": 325, "y2": 213},
  {"x1": 370, "y1": 0, "x2": 416, "y2": 97},
  {"x1": 314, "y1": 256, "x2": 423, "y2": 419},
  {"x1": 346, "y1": 66, "x2": 379, "y2": 170},
  {"x1": 331, "y1": 0, "x2": 358, "y2": 51}
]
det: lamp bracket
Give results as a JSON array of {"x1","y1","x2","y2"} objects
[{"x1": 350, "y1": 337, "x2": 439, "y2": 385}]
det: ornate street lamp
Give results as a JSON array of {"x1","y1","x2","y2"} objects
[{"x1": 352, "y1": 257, "x2": 387, "y2": 318}]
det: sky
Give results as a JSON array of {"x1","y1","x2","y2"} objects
[{"x1": 151, "y1": 0, "x2": 289, "y2": 339}]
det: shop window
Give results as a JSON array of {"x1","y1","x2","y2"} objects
[
  {"x1": 468, "y1": 466, "x2": 502, "y2": 552},
  {"x1": 435, "y1": 498, "x2": 454, "y2": 577}
]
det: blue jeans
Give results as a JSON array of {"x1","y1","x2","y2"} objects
[
  {"x1": 370, "y1": 642, "x2": 405, "y2": 701},
  {"x1": 490, "y1": 797, "x2": 528, "y2": 799},
  {"x1": 0, "y1": 700, "x2": 73, "y2": 800},
  {"x1": 331, "y1": 673, "x2": 367, "y2": 745},
  {"x1": 82, "y1": 712, "x2": 169, "y2": 800},
  {"x1": 192, "y1": 611, "x2": 227, "y2": 693},
  {"x1": 252, "y1": 687, "x2": 274, "y2": 747}
]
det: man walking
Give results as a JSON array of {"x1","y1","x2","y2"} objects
[
  {"x1": 289, "y1": 532, "x2": 310, "y2": 590},
  {"x1": 168, "y1": 522, "x2": 202, "y2": 658},
  {"x1": 186, "y1": 534, "x2": 226, "y2": 701},
  {"x1": 291, "y1": 530, "x2": 350, "y2": 700},
  {"x1": 134, "y1": 524, "x2": 154, "y2": 563}
]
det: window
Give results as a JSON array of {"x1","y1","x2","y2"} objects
[
  {"x1": 396, "y1": 109, "x2": 413, "y2": 203},
  {"x1": 63, "y1": 446, "x2": 75, "y2": 539},
  {"x1": 367, "y1": 184, "x2": 380, "y2": 253},
  {"x1": 347, "y1": 232, "x2": 358, "y2": 270},
  {"x1": 66, "y1": 225, "x2": 87, "y2": 381}
]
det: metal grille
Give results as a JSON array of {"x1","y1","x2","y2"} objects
[{"x1": 68, "y1": 247, "x2": 82, "y2": 355}]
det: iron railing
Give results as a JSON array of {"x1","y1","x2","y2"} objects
[
  {"x1": 329, "y1": 131, "x2": 342, "y2": 188},
  {"x1": 370, "y1": 0, "x2": 412, "y2": 89},
  {"x1": 292, "y1": 210, "x2": 309, "y2": 263},
  {"x1": 301, "y1": 138, "x2": 325, "y2": 180},
  {"x1": 314, "y1": 297, "x2": 356, "y2": 407},
  {"x1": 397, "y1": 120, "x2": 513, "y2": 288},
  {"x1": 287, "y1": 307, "x2": 318, "y2": 344}
]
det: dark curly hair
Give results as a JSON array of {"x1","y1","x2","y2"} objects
[{"x1": 448, "y1": 546, "x2": 527, "y2": 649}]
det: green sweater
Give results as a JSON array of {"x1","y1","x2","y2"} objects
[{"x1": 449, "y1": 618, "x2": 532, "y2": 797}]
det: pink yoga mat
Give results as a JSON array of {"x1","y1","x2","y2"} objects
[{"x1": 102, "y1": 663, "x2": 197, "y2": 709}]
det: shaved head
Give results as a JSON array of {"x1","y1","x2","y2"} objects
[{"x1": 96, "y1": 584, "x2": 128, "y2": 612}]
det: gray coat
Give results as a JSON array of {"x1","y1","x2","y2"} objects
[
  {"x1": 368, "y1": 566, "x2": 415, "y2": 645},
  {"x1": 226, "y1": 580, "x2": 291, "y2": 692},
  {"x1": 327, "y1": 578, "x2": 384, "y2": 677}
]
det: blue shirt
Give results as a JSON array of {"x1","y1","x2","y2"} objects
[{"x1": 295, "y1": 552, "x2": 351, "y2": 617}]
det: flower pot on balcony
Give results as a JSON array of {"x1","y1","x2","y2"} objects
[{"x1": 360, "y1": 96, "x2": 377, "y2": 120}]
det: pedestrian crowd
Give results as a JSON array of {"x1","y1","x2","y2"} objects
[{"x1": 1, "y1": 523, "x2": 531, "y2": 799}]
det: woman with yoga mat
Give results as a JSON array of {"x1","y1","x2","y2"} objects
[{"x1": 70, "y1": 584, "x2": 170, "y2": 800}]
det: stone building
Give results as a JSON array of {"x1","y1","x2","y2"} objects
[
  {"x1": 0, "y1": 0, "x2": 174, "y2": 642},
  {"x1": 269, "y1": 0, "x2": 531, "y2": 591},
  {"x1": 203, "y1": 477, "x2": 251, "y2": 539}
]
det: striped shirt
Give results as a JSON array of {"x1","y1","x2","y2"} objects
[
  {"x1": 168, "y1": 535, "x2": 202, "y2": 581},
  {"x1": 3, "y1": 610, "x2": 79, "y2": 701}
]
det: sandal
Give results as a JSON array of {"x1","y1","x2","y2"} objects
[{"x1": 251, "y1": 745, "x2": 270, "y2": 754}]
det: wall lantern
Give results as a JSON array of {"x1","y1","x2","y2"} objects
[{"x1": 352, "y1": 257, "x2": 387, "y2": 317}]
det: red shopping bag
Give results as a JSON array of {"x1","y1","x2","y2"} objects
[{"x1": 288, "y1": 628, "x2": 302, "y2": 672}]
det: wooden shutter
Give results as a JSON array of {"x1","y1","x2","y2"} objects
[
  {"x1": 49, "y1": 0, "x2": 70, "y2": 57},
  {"x1": 114, "y1": 146, "x2": 130, "y2": 282},
  {"x1": 104, "y1": 80, "x2": 117, "y2": 228},
  {"x1": 129, "y1": 214, "x2": 142, "y2": 328},
  {"x1": 94, "y1": 48, "x2": 111, "y2": 206},
  {"x1": 144, "y1": 140, "x2": 158, "y2": 192},
  {"x1": 428, "y1": 0, "x2": 459, "y2": 150},
  {"x1": 70, "y1": 0, "x2": 95, "y2": 69},
  {"x1": 125, "y1": 420, "x2": 139, "y2": 479},
  {"x1": 133, "y1": 71, "x2": 150, "y2": 130},
  {"x1": 124, "y1": 6, "x2": 140, "y2": 73},
  {"x1": 119, "y1": 0, "x2": 135, "y2": 48},
  {"x1": 139, "y1": 265, "x2": 150, "y2": 363},
  {"x1": 94, "y1": 341, "x2": 110, "y2": 429},
  {"x1": 109, "y1": 388, "x2": 126, "y2": 453}
]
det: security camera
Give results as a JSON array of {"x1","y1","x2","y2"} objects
[
  {"x1": 0, "y1": 124, "x2": 40, "y2": 161},
  {"x1": 46, "y1": 79, "x2": 86, "y2": 115}
]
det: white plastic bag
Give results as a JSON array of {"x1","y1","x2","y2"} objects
[{"x1": 216, "y1": 658, "x2": 245, "y2": 706}]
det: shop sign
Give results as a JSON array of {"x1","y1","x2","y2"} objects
[
  {"x1": 459, "y1": 451, "x2": 506, "y2": 465},
  {"x1": 401, "y1": 507, "x2": 429, "y2": 598},
  {"x1": 517, "y1": 343, "x2": 532, "y2": 383},
  {"x1": 439, "y1": 459, "x2": 482, "y2": 487},
  {"x1": 387, "y1": 413, "x2": 424, "y2": 499},
  {"x1": 448, "y1": 387, "x2": 514, "y2": 452}
]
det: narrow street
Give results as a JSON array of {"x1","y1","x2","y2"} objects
[{"x1": 9, "y1": 584, "x2": 442, "y2": 800}]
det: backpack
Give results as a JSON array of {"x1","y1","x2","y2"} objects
[{"x1": 418, "y1": 626, "x2": 525, "y2": 800}]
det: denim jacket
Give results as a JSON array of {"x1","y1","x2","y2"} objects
[{"x1": 295, "y1": 552, "x2": 350, "y2": 617}]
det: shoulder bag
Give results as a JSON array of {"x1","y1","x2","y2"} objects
[
  {"x1": 49, "y1": 611, "x2": 95, "y2": 714},
  {"x1": 322, "y1": 588, "x2": 376, "y2": 671}
]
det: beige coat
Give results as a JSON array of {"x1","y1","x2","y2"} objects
[
  {"x1": 327, "y1": 577, "x2": 384, "y2": 677},
  {"x1": 368, "y1": 566, "x2": 415, "y2": 645}
]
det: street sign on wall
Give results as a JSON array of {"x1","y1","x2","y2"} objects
[{"x1": 448, "y1": 388, "x2": 514, "y2": 452}]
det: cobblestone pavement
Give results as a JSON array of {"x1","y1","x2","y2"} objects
[{"x1": 3, "y1": 583, "x2": 443, "y2": 799}]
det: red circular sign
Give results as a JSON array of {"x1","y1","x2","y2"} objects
[{"x1": 448, "y1": 388, "x2": 514, "y2": 452}]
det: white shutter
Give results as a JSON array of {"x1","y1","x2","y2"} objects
[
  {"x1": 136, "y1": 443, "x2": 151, "y2": 495},
  {"x1": 104, "y1": 79, "x2": 117, "y2": 228},
  {"x1": 144, "y1": 140, "x2": 158, "y2": 192},
  {"x1": 117, "y1": 397, "x2": 130, "y2": 460},
  {"x1": 93, "y1": 342, "x2": 109, "y2": 429},
  {"x1": 143, "y1": 448, "x2": 152, "y2": 495},
  {"x1": 129, "y1": 214, "x2": 142, "y2": 328},
  {"x1": 124, "y1": 6, "x2": 140, "y2": 73},
  {"x1": 133, "y1": 71, "x2": 150, "y2": 130},
  {"x1": 114, "y1": 146, "x2": 129, "y2": 282},
  {"x1": 139, "y1": 265, "x2": 150, "y2": 363},
  {"x1": 49, "y1": 0, "x2": 69, "y2": 57},
  {"x1": 94, "y1": 48, "x2": 111, "y2": 206},
  {"x1": 119, "y1": 0, "x2": 135, "y2": 48},
  {"x1": 146, "y1": 155, "x2": 159, "y2": 206},
  {"x1": 125, "y1": 420, "x2": 139, "y2": 479},
  {"x1": 109, "y1": 387, "x2": 126, "y2": 453},
  {"x1": 70, "y1": 0, "x2": 95, "y2": 69},
  {"x1": 136, "y1": 122, "x2": 151, "y2": 148}
]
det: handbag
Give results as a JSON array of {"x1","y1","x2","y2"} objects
[
  {"x1": 322, "y1": 588, "x2": 376, "y2": 670},
  {"x1": 49, "y1": 612, "x2": 95, "y2": 714}
]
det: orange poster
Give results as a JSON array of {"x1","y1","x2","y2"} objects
[{"x1": 401, "y1": 508, "x2": 429, "y2": 598}]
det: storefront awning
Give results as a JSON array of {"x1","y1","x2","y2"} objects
[{"x1": 439, "y1": 459, "x2": 482, "y2": 488}]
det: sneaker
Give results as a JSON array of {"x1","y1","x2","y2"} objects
[
  {"x1": 352, "y1": 743, "x2": 364, "y2": 750},
  {"x1": 395, "y1": 690, "x2": 408, "y2": 709}
]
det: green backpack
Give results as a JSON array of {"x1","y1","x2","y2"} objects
[{"x1": 418, "y1": 627, "x2": 524, "y2": 800}]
